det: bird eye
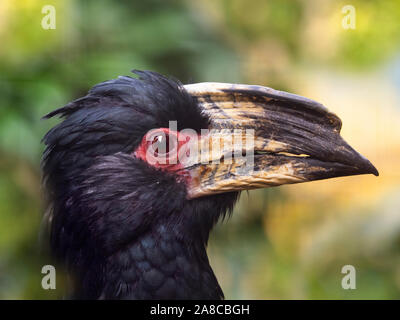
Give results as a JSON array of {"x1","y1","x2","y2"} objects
[
  {"x1": 135, "y1": 128, "x2": 181, "y2": 166},
  {"x1": 148, "y1": 130, "x2": 178, "y2": 159},
  {"x1": 152, "y1": 134, "x2": 174, "y2": 155}
]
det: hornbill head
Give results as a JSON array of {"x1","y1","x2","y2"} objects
[{"x1": 42, "y1": 70, "x2": 378, "y2": 299}]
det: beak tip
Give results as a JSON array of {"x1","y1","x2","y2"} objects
[
  {"x1": 371, "y1": 166, "x2": 379, "y2": 177},
  {"x1": 362, "y1": 159, "x2": 379, "y2": 177},
  {"x1": 347, "y1": 147, "x2": 379, "y2": 177}
]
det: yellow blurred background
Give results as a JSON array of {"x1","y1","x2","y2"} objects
[{"x1": 0, "y1": 0, "x2": 399, "y2": 299}]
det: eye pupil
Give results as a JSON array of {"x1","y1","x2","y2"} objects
[{"x1": 152, "y1": 134, "x2": 172, "y2": 155}]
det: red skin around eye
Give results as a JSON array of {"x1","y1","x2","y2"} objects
[{"x1": 133, "y1": 128, "x2": 193, "y2": 182}]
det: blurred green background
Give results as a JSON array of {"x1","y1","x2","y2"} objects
[{"x1": 0, "y1": 0, "x2": 399, "y2": 299}]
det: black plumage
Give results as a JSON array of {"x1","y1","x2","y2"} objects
[{"x1": 42, "y1": 71, "x2": 238, "y2": 299}]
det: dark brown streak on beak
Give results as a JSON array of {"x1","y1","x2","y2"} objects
[
  {"x1": 219, "y1": 86, "x2": 378, "y2": 176},
  {"x1": 183, "y1": 82, "x2": 378, "y2": 199}
]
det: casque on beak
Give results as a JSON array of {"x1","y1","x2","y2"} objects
[{"x1": 181, "y1": 82, "x2": 378, "y2": 199}]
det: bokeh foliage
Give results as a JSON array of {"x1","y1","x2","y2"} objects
[{"x1": 0, "y1": 0, "x2": 399, "y2": 299}]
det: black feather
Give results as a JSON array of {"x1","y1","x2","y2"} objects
[{"x1": 41, "y1": 70, "x2": 239, "y2": 299}]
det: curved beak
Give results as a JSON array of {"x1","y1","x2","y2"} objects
[{"x1": 182, "y1": 83, "x2": 378, "y2": 199}]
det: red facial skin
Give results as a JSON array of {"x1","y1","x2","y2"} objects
[{"x1": 134, "y1": 128, "x2": 194, "y2": 184}]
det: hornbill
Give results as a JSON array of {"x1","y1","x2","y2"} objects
[{"x1": 41, "y1": 70, "x2": 378, "y2": 299}]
